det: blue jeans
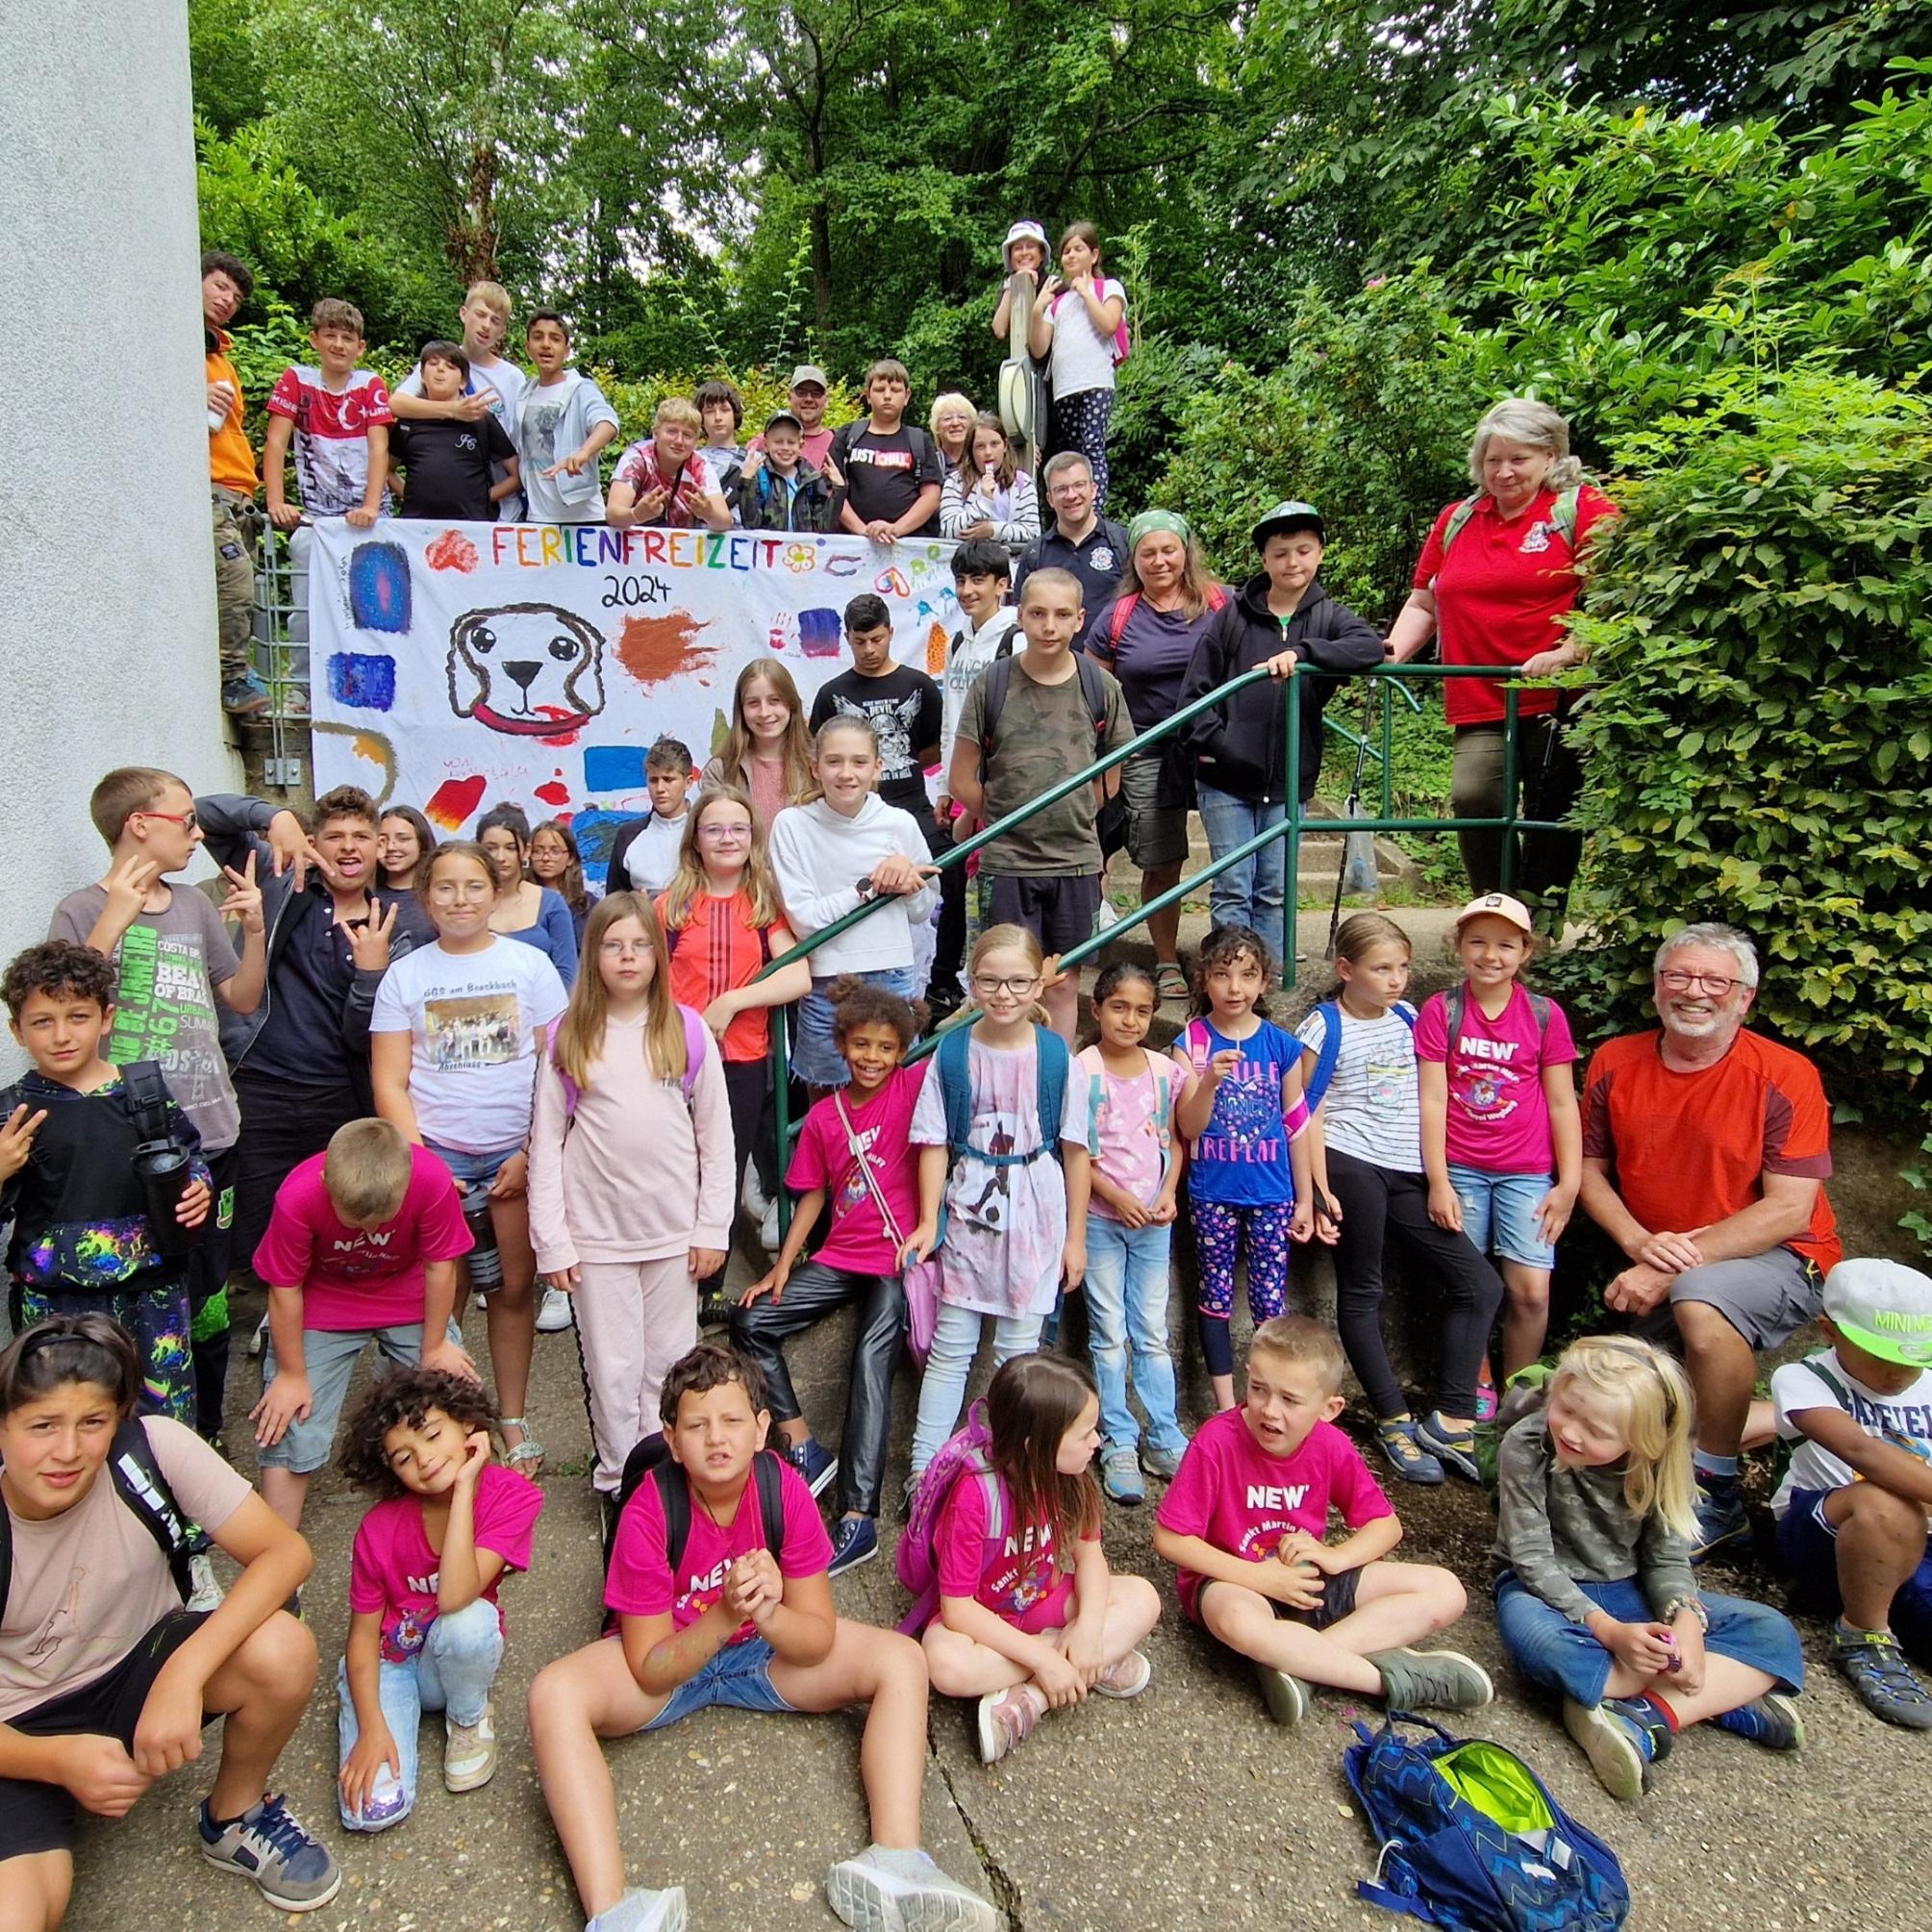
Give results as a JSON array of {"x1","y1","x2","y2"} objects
[
  {"x1": 1447, "y1": 1165, "x2": 1557, "y2": 1270},
  {"x1": 337, "y1": 1598, "x2": 503, "y2": 1830},
  {"x1": 1493, "y1": 1571, "x2": 1804, "y2": 1708},
  {"x1": 1196, "y1": 784, "x2": 1287, "y2": 950},
  {"x1": 258, "y1": 1324, "x2": 424, "y2": 1473},
  {"x1": 910, "y1": 1301, "x2": 1043, "y2": 1473},
  {"x1": 793, "y1": 967, "x2": 919, "y2": 1088},
  {"x1": 1083, "y1": 1217, "x2": 1187, "y2": 1456},
  {"x1": 640, "y1": 1634, "x2": 796, "y2": 1730}
]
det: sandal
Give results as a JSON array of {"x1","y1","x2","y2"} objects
[
  {"x1": 500, "y1": 1418, "x2": 545, "y2": 1479},
  {"x1": 1155, "y1": 963, "x2": 1190, "y2": 1003}
]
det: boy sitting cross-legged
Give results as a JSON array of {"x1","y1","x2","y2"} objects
[
  {"x1": 1152, "y1": 1315, "x2": 1493, "y2": 1726},
  {"x1": 527, "y1": 1342, "x2": 997, "y2": 1932}
]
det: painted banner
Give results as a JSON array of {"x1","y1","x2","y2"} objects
[{"x1": 309, "y1": 518, "x2": 962, "y2": 876}]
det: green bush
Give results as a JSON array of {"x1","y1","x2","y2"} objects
[{"x1": 1547, "y1": 369, "x2": 1932, "y2": 1117}]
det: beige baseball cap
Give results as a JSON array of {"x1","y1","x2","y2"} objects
[
  {"x1": 1454, "y1": 892, "x2": 1536, "y2": 937},
  {"x1": 789, "y1": 364, "x2": 829, "y2": 390}
]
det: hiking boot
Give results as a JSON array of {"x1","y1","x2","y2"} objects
[
  {"x1": 536, "y1": 1285, "x2": 575, "y2": 1332},
  {"x1": 199, "y1": 1793, "x2": 342, "y2": 1911},
  {"x1": 443, "y1": 1700, "x2": 497, "y2": 1792},
  {"x1": 826, "y1": 1846, "x2": 999, "y2": 1932},
  {"x1": 1413, "y1": 1412, "x2": 1481, "y2": 1484},
  {"x1": 586, "y1": 1887, "x2": 689, "y2": 1932},
  {"x1": 221, "y1": 673, "x2": 272, "y2": 717},
  {"x1": 1564, "y1": 1696, "x2": 1667, "y2": 1801},
  {"x1": 1140, "y1": 1439, "x2": 1187, "y2": 1481},
  {"x1": 1714, "y1": 1692, "x2": 1804, "y2": 1751},
  {"x1": 1254, "y1": 1660, "x2": 1310, "y2": 1726},
  {"x1": 1832, "y1": 1627, "x2": 1932, "y2": 1729},
  {"x1": 784, "y1": 1436, "x2": 839, "y2": 1498},
  {"x1": 1099, "y1": 1446, "x2": 1145, "y2": 1505},
  {"x1": 1371, "y1": 1647, "x2": 1494, "y2": 1714},
  {"x1": 1092, "y1": 1648, "x2": 1153, "y2": 1699},
  {"x1": 1690, "y1": 1481, "x2": 1750, "y2": 1562},
  {"x1": 696, "y1": 1292, "x2": 735, "y2": 1330},
  {"x1": 976, "y1": 1682, "x2": 1047, "y2": 1764},
  {"x1": 827, "y1": 1515, "x2": 879, "y2": 1578},
  {"x1": 188, "y1": 1552, "x2": 224, "y2": 1614},
  {"x1": 1375, "y1": 1416, "x2": 1444, "y2": 1486}
]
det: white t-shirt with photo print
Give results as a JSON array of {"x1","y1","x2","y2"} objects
[
  {"x1": 370, "y1": 937, "x2": 567, "y2": 1154},
  {"x1": 1769, "y1": 1347, "x2": 1932, "y2": 1519}
]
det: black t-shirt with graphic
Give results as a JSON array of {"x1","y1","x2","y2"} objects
[
  {"x1": 809, "y1": 665, "x2": 944, "y2": 815},
  {"x1": 834, "y1": 422, "x2": 942, "y2": 534}
]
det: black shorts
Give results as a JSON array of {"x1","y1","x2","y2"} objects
[
  {"x1": 986, "y1": 872, "x2": 1103, "y2": 957},
  {"x1": 0, "y1": 1611, "x2": 209, "y2": 1862},
  {"x1": 1198, "y1": 1562, "x2": 1363, "y2": 1631}
]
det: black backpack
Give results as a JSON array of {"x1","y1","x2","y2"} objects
[
  {"x1": 0, "y1": 1417, "x2": 201, "y2": 1617},
  {"x1": 600, "y1": 1437, "x2": 789, "y2": 1624}
]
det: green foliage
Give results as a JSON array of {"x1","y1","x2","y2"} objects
[{"x1": 1546, "y1": 371, "x2": 1932, "y2": 1113}]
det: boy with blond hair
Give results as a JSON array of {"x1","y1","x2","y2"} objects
[
  {"x1": 832, "y1": 360, "x2": 943, "y2": 542},
  {"x1": 607, "y1": 398, "x2": 732, "y2": 531},
  {"x1": 391, "y1": 281, "x2": 528, "y2": 517},
  {"x1": 249, "y1": 1117, "x2": 476, "y2": 1534},
  {"x1": 1153, "y1": 1315, "x2": 1493, "y2": 1725},
  {"x1": 50, "y1": 768, "x2": 267, "y2": 1441}
]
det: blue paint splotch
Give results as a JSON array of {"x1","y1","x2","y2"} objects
[
  {"x1": 347, "y1": 541, "x2": 412, "y2": 634},
  {"x1": 326, "y1": 652, "x2": 397, "y2": 711},
  {"x1": 583, "y1": 745, "x2": 647, "y2": 793},
  {"x1": 798, "y1": 607, "x2": 842, "y2": 658}
]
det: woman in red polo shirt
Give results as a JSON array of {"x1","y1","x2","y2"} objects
[{"x1": 1385, "y1": 400, "x2": 1617, "y2": 918}]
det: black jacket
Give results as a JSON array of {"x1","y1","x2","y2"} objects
[
  {"x1": 1179, "y1": 574, "x2": 1383, "y2": 803},
  {"x1": 728, "y1": 458, "x2": 838, "y2": 534}
]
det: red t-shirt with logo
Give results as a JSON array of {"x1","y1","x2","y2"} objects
[
  {"x1": 656, "y1": 888, "x2": 777, "y2": 1063},
  {"x1": 1582, "y1": 1029, "x2": 1841, "y2": 1273},
  {"x1": 1412, "y1": 484, "x2": 1618, "y2": 725}
]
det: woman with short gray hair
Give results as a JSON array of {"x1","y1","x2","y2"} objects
[{"x1": 1385, "y1": 398, "x2": 1618, "y2": 920}]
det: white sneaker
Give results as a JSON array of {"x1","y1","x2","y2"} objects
[
  {"x1": 1093, "y1": 897, "x2": 1121, "y2": 934},
  {"x1": 759, "y1": 1199, "x2": 781, "y2": 1253},
  {"x1": 187, "y1": 1551, "x2": 225, "y2": 1613},
  {"x1": 536, "y1": 1286, "x2": 575, "y2": 1333},
  {"x1": 741, "y1": 1169, "x2": 772, "y2": 1221},
  {"x1": 247, "y1": 1313, "x2": 268, "y2": 1358},
  {"x1": 443, "y1": 1700, "x2": 497, "y2": 1792}
]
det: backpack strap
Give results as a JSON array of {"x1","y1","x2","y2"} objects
[
  {"x1": 938, "y1": 1023, "x2": 976, "y2": 1165},
  {"x1": 650, "y1": 1456, "x2": 694, "y2": 1578},
  {"x1": 1549, "y1": 485, "x2": 1582, "y2": 548},
  {"x1": 752, "y1": 1447, "x2": 788, "y2": 1564},
  {"x1": 1525, "y1": 990, "x2": 1551, "y2": 1040},
  {"x1": 1035, "y1": 1026, "x2": 1069, "y2": 1161},
  {"x1": 1106, "y1": 592, "x2": 1139, "y2": 651},
  {"x1": 1447, "y1": 984, "x2": 1548, "y2": 1046},
  {"x1": 1435, "y1": 492, "x2": 1486, "y2": 561},
  {"x1": 678, "y1": 1004, "x2": 707, "y2": 1104},
  {"x1": 980, "y1": 654, "x2": 1014, "y2": 753},
  {"x1": 972, "y1": 1459, "x2": 1008, "y2": 1587},
  {"x1": 1806, "y1": 1359, "x2": 1857, "y2": 1412},
  {"x1": 1303, "y1": 1003, "x2": 1343, "y2": 1114},
  {"x1": 121, "y1": 1061, "x2": 174, "y2": 1144},
  {"x1": 107, "y1": 1418, "x2": 201, "y2": 1602}
]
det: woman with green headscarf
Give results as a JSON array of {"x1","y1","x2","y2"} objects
[{"x1": 1088, "y1": 508, "x2": 1227, "y2": 1001}]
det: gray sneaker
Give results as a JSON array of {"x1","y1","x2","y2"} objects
[
  {"x1": 1832, "y1": 1627, "x2": 1932, "y2": 1730},
  {"x1": 587, "y1": 1888, "x2": 689, "y2": 1932},
  {"x1": 198, "y1": 1793, "x2": 341, "y2": 1912},
  {"x1": 1371, "y1": 1646, "x2": 1494, "y2": 1714},
  {"x1": 1140, "y1": 1440, "x2": 1187, "y2": 1481},
  {"x1": 1099, "y1": 1446, "x2": 1145, "y2": 1505},
  {"x1": 826, "y1": 1845, "x2": 998, "y2": 1931},
  {"x1": 1254, "y1": 1660, "x2": 1310, "y2": 1726}
]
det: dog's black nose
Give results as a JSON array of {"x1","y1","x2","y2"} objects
[{"x1": 502, "y1": 660, "x2": 542, "y2": 690}]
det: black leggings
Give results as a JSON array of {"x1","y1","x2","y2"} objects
[
  {"x1": 702, "y1": 1058, "x2": 771, "y2": 1297},
  {"x1": 1326, "y1": 1149, "x2": 1503, "y2": 1421}
]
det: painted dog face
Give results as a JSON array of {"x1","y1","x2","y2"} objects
[{"x1": 447, "y1": 603, "x2": 606, "y2": 735}]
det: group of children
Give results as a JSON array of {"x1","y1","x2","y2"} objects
[{"x1": 6, "y1": 749, "x2": 1932, "y2": 1926}]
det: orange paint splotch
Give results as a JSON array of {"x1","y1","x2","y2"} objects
[{"x1": 615, "y1": 610, "x2": 716, "y2": 688}]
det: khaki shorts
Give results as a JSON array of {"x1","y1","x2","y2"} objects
[{"x1": 1118, "y1": 750, "x2": 1191, "y2": 869}]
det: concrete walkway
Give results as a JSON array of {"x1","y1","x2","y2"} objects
[{"x1": 57, "y1": 907, "x2": 1927, "y2": 1932}]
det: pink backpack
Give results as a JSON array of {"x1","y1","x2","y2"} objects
[
  {"x1": 552, "y1": 1003, "x2": 708, "y2": 1117},
  {"x1": 895, "y1": 1399, "x2": 1009, "y2": 1635}
]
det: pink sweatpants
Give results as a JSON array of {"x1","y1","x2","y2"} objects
[{"x1": 572, "y1": 1257, "x2": 700, "y2": 1492}]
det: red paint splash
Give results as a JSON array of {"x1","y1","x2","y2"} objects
[
  {"x1": 425, "y1": 774, "x2": 486, "y2": 830},
  {"x1": 535, "y1": 780, "x2": 569, "y2": 806},
  {"x1": 425, "y1": 530, "x2": 480, "y2": 572},
  {"x1": 615, "y1": 611, "x2": 715, "y2": 688},
  {"x1": 534, "y1": 704, "x2": 584, "y2": 749}
]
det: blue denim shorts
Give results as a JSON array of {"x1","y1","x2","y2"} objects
[
  {"x1": 1493, "y1": 1570, "x2": 1804, "y2": 1707},
  {"x1": 792, "y1": 968, "x2": 918, "y2": 1088},
  {"x1": 424, "y1": 1140, "x2": 524, "y2": 1191},
  {"x1": 639, "y1": 1634, "x2": 796, "y2": 1730},
  {"x1": 257, "y1": 1323, "x2": 424, "y2": 1472},
  {"x1": 1447, "y1": 1165, "x2": 1557, "y2": 1270}
]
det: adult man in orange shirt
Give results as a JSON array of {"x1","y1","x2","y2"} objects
[
  {"x1": 204, "y1": 250, "x2": 270, "y2": 717},
  {"x1": 1580, "y1": 922, "x2": 1841, "y2": 1560}
]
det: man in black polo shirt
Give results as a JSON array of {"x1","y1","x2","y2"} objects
[{"x1": 1013, "y1": 450, "x2": 1130, "y2": 651}]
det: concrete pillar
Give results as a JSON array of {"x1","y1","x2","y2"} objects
[{"x1": 0, "y1": 0, "x2": 235, "y2": 1037}]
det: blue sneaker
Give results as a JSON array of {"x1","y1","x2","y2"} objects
[
  {"x1": 1690, "y1": 1482, "x2": 1750, "y2": 1562},
  {"x1": 220, "y1": 672, "x2": 272, "y2": 717},
  {"x1": 827, "y1": 1515, "x2": 878, "y2": 1577},
  {"x1": 1565, "y1": 1696, "x2": 1669, "y2": 1801},
  {"x1": 1140, "y1": 1438, "x2": 1187, "y2": 1481},
  {"x1": 785, "y1": 1437, "x2": 839, "y2": 1498},
  {"x1": 1413, "y1": 1411, "x2": 1481, "y2": 1484},
  {"x1": 1832, "y1": 1626, "x2": 1932, "y2": 1729},
  {"x1": 1714, "y1": 1692, "x2": 1804, "y2": 1751},
  {"x1": 1099, "y1": 1446, "x2": 1145, "y2": 1505},
  {"x1": 199, "y1": 1793, "x2": 342, "y2": 1911},
  {"x1": 1375, "y1": 1416, "x2": 1444, "y2": 1486}
]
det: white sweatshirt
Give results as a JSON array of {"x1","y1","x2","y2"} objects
[{"x1": 768, "y1": 794, "x2": 937, "y2": 976}]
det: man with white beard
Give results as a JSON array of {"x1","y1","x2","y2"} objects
[{"x1": 1578, "y1": 923, "x2": 1843, "y2": 1558}]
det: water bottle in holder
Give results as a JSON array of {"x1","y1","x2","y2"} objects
[{"x1": 462, "y1": 1181, "x2": 503, "y2": 1292}]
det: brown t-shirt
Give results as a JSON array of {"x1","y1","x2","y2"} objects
[{"x1": 0, "y1": 1418, "x2": 251, "y2": 1720}]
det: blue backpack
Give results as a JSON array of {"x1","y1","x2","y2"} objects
[
  {"x1": 1301, "y1": 998, "x2": 1418, "y2": 1113},
  {"x1": 1345, "y1": 1715, "x2": 1630, "y2": 1931},
  {"x1": 929, "y1": 1021, "x2": 1070, "y2": 1242}
]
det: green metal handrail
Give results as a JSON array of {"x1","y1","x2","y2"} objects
[{"x1": 756, "y1": 657, "x2": 1571, "y2": 1230}]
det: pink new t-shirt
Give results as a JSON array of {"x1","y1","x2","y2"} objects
[
  {"x1": 934, "y1": 1470, "x2": 1087, "y2": 1634},
  {"x1": 1155, "y1": 1408, "x2": 1393, "y2": 1620},
  {"x1": 252, "y1": 1145, "x2": 473, "y2": 1330},
  {"x1": 348, "y1": 1464, "x2": 544, "y2": 1663},
  {"x1": 787, "y1": 1066, "x2": 923, "y2": 1275},
  {"x1": 605, "y1": 1456, "x2": 834, "y2": 1643},
  {"x1": 1413, "y1": 983, "x2": 1578, "y2": 1175}
]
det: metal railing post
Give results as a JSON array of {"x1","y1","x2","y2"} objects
[
  {"x1": 1380, "y1": 678, "x2": 1393, "y2": 819},
  {"x1": 1499, "y1": 683, "x2": 1520, "y2": 894},
  {"x1": 770, "y1": 1016, "x2": 792, "y2": 1239},
  {"x1": 1284, "y1": 674, "x2": 1302, "y2": 989}
]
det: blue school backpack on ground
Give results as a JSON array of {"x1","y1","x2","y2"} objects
[{"x1": 1345, "y1": 1715, "x2": 1630, "y2": 1931}]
